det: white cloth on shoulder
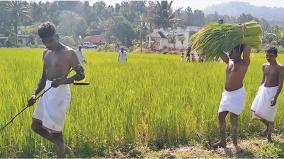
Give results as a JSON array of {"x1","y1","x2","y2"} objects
[
  {"x1": 75, "y1": 49, "x2": 86, "y2": 64},
  {"x1": 218, "y1": 87, "x2": 246, "y2": 115},
  {"x1": 32, "y1": 80, "x2": 71, "y2": 132},
  {"x1": 251, "y1": 84, "x2": 278, "y2": 122}
]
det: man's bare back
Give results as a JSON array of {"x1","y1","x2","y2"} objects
[{"x1": 263, "y1": 63, "x2": 283, "y2": 87}]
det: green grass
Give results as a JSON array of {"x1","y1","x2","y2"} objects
[{"x1": 1, "y1": 48, "x2": 284, "y2": 157}]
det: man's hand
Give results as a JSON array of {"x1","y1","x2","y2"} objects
[
  {"x1": 271, "y1": 97, "x2": 277, "y2": 106},
  {"x1": 51, "y1": 78, "x2": 62, "y2": 88},
  {"x1": 28, "y1": 95, "x2": 36, "y2": 107}
]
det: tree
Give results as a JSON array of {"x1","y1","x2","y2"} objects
[
  {"x1": 168, "y1": 33, "x2": 176, "y2": 49},
  {"x1": 57, "y1": 11, "x2": 87, "y2": 37},
  {"x1": 111, "y1": 19, "x2": 135, "y2": 47},
  {"x1": 177, "y1": 34, "x2": 185, "y2": 48},
  {"x1": 191, "y1": 10, "x2": 205, "y2": 26},
  {"x1": 205, "y1": 12, "x2": 221, "y2": 24},
  {"x1": 238, "y1": 13, "x2": 256, "y2": 23},
  {"x1": 279, "y1": 37, "x2": 284, "y2": 47},
  {"x1": 5, "y1": 1, "x2": 31, "y2": 36},
  {"x1": 0, "y1": 2, "x2": 11, "y2": 36},
  {"x1": 183, "y1": 7, "x2": 205, "y2": 26},
  {"x1": 150, "y1": 1, "x2": 175, "y2": 29}
]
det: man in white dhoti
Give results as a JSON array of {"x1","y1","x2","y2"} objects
[
  {"x1": 212, "y1": 44, "x2": 251, "y2": 149},
  {"x1": 27, "y1": 22, "x2": 85, "y2": 157},
  {"x1": 251, "y1": 47, "x2": 283, "y2": 142},
  {"x1": 180, "y1": 49, "x2": 185, "y2": 61},
  {"x1": 118, "y1": 47, "x2": 127, "y2": 62}
]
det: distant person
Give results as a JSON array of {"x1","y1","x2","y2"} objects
[
  {"x1": 180, "y1": 49, "x2": 185, "y2": 61},
  {"x1": 218, "y1": 19, "x2": 224, "y2": 24},
  {"x1": 251, "y1": 47, "x2": 284, "y2": 142},
  {"x1": 118, "y1": 47, "x2": 127, "y2": 62},
  {"x1": 186, "y1": 47, "x2": 191, "y2": 62},
  {"x1": 192, "y1": 50, "x2": 197, "y2": 63},
  {"x1": 199, "y1": 54, "x2": 206, "y2": 63},
  {"x1": 75, "y1": 45, "x2": 86, "y2": 64}
]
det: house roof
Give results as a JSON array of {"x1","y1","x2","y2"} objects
[
  {"x1": 83, "y1": 35, "x2": 106, "y2": 44},
  {"x1": 147, "y1": 31, "x2": 167, "y2": 39}
]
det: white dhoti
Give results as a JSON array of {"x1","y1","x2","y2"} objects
[
  {"x1": 33, "y1": 80, "x2": 71, "y2": 132},
  {"x1": 251, "y1": 85, "x2": 278, "y2": 122},
  {"x1": 118, "y1": 52, "x2": 127, "y2": 62},
  {"x1": 218, "y1": 87, "x2": 246, "y2": 115}
]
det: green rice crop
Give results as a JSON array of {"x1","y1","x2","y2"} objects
[{"x1": 1, "y1": 48, "x2": 284, "y2": 157}]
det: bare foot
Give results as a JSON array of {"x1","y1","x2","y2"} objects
[
  {"x1": 234, "y1": 145, "x2": 241, "y2": 153},
  {"x1": 260, "y1": 130, "x2": 268, "y2": 137},
  {"x1": 212, "y1": 140, "x2": 227, "y2": 149},
  {"x1": 65, "y1": 144, "x2": 73, "y2": 156},
  {"x1": 267, "y1": 136, "x2": 273, "y2": 143}
]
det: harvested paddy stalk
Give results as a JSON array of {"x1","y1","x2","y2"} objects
[{"x1": 191, "y1": 21, "x2": 262, "y2": 60}]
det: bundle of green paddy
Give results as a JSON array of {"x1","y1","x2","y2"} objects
[{"x1": 191, "y1": 21, "x2": 262, "y2": 60}]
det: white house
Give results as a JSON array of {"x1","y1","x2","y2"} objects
[{"x1": 148, "y1": 26, "x2": 201, "y2": 50}]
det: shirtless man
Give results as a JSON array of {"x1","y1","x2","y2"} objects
[
  {"x1": 180, "y1": 49, "x2": 185, "y2": 61},
  {"x1": 212, "y1": 44, "x2": 251, "y2": 149},
  {"x1": 27, "y1": 22, "x2": 85, "y2": 157},
  {"x1": 251, "y1": 47, "x2": 283, "y2": 142},
  {"x1": 186, "y1": 47, "x2": 191, "y2": 62}
]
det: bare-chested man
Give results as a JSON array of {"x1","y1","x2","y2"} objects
[
  {"x1": 27, "y1": 22, "x2": 85, "y2": 157},
  {"x1": 251, "y1": 47, "x2": 283, "y2": 142},
  {"x1": 212, "y1": 44, "x2": 251, "y2": 149}
]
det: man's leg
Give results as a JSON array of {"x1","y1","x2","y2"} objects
[
  {"x1": 53, "y1": 132, "x2": 66, "y2": 158},
  {"x1": 32, "y1": 119, "x2": 70, "y2": 157},
  {"x1": 212, "y1": 111, "x2": 228, "y2": 148},
  {"x1": 260, "y1": 119, "x2": 269, "y2": 137},
  {"x1": 230, "y1": 113, "x2": 238, "y2": 147},
  {"x1": 31, "y1": 119, "x2": 54, "y2": 142},
  {"x1": 267, "y1": 122, "x2": 274, "y2": 142}
]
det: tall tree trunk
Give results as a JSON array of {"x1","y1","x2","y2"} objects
[{"x1": 14, "y1": 19, "x2": 18, "y2": 45}]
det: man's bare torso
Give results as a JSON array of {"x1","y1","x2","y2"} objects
[
  {"x1": 225, "y1": 60, "x2": 249, "y2": 91},
  {"x1": 43, "y1": 46, "x2": 74, "y2": 81},
  {"x1": 263, "y1": 63, "x2": 282, "y2": 87}
]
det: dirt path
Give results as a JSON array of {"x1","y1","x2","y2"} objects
[{"x1": 137, "y1": 135, "x2": 284, "y2": 158}]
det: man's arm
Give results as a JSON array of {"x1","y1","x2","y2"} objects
[
  {"x1": 33, "y1": 51, "x2": 47, "y2": 95},
  {"x1": 242, "y1": 44, "x2": 251, "y2": 65},
  {"x1": 220, "y1": 52, "x2": 229, "y2": 64},
  {"x1": 61, "y1": 50, "x2": 85, "y2": 84},
  {"x1": 28, "y1": 51, "x2": 47, "y2": 106},
  {"x1": 271, "y1": 66, "x2": 284, "y2": 106},
  {"x1": 260, "y1": 64, "x2": 265, "y2": 85}
]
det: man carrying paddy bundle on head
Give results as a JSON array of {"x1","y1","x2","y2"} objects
[
  {"x1": 27, "y1": 22, "x2": 85, "y2": 157},
  {"x1": 212, "y1": 44, "x2": 251, "y2": 149},
  {"x1": 251, "y1": 47, "x2": 284, "y2": 142},
  {"x1": 191, "y1": 21, "x2": 262, "y2": 149}
]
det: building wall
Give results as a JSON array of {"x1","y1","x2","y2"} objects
[
  {"x1": 159, "y1": 27, "x2": 200, "y2": 50},
  {"x1": 149, "y1": 26, "x2": 200, "y2": 50}
]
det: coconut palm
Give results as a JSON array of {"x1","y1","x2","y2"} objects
[{"x1": 5, "y1": 1, "x2": 31, "y2": 36}]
